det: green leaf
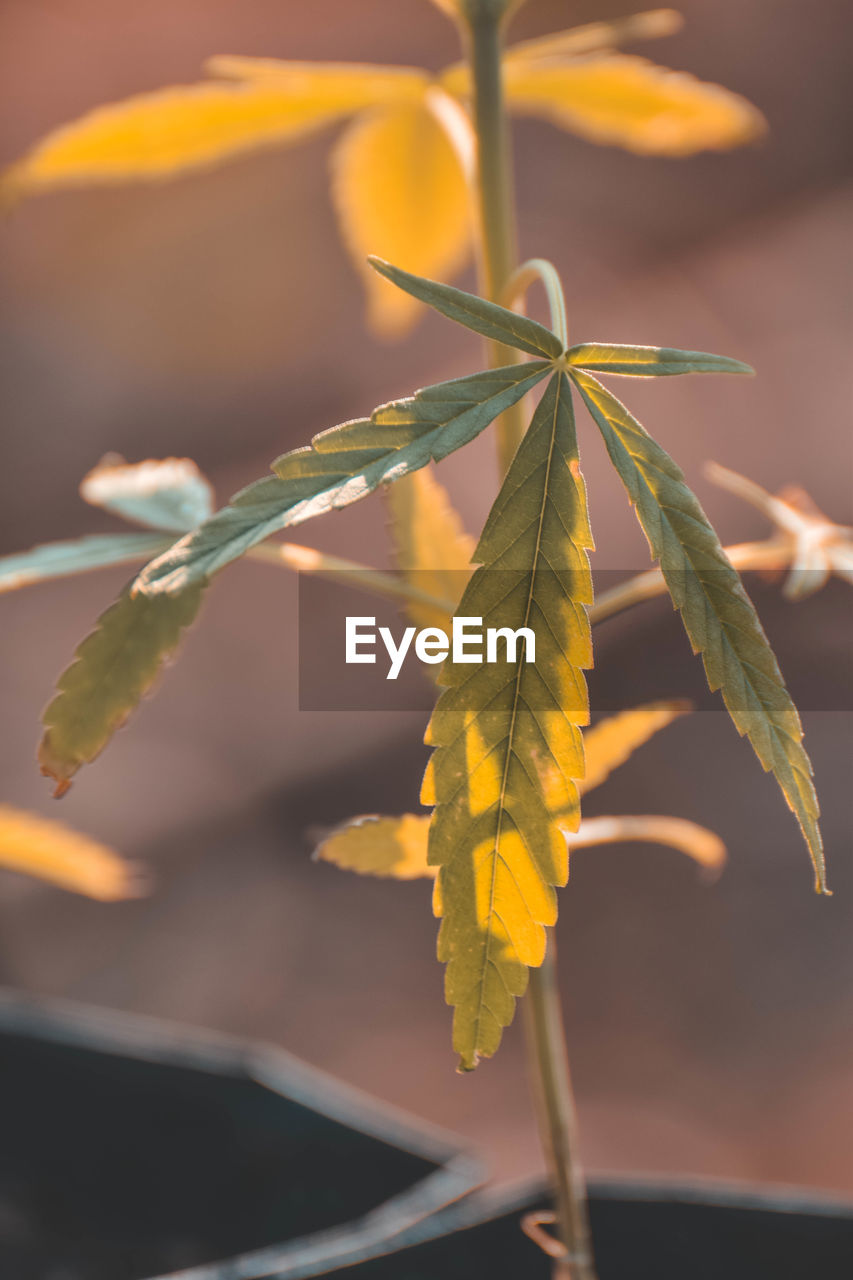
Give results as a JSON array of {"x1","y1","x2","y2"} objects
[
  {"x1": 80, "y1": 456, "x2": 214, "y2": 532},
  {"x1": 39, "y1": 583, "x2": 206, "y2": 794},
  {"x1": 572, "y1": 369, "x2": 827, "y2": 893},
  {"x1": 423, "y1": 372, "x2": 594, "y2": 1069},
  {"x1": 136, "y1": 361, "x2": 551, "y2": 595},
  {"x1": 368, "y1": 258, "x2": 565, "y2": 359},
  {"x1": 0, "y1": 533, "x2": 171, "y2": 595},
  {"x1": 568, "y1": 342, "x2": 753, "y2": 377}
]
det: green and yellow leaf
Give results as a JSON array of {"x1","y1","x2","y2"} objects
[
  {"x1": 80, "y1": 456, "x2": 214, "y2": 532},
  {"x1": 424, "y1": 372, "x2": 593, "y2": 1069},
  {"x1": 581, "y1": 700, "x2": 691, "y2": 793},
  {"x1": 331, "y1": 101, "x2": 472, "y2": 336},
  {"x1": 503, "y1": 54, "x2": 766, "y2": 156},
  {"x1": 3, "y1": 65, "x2": 425, "y2": 199},
  {"x1": 39, "y1": 583, "x2": 205, "y2": 794},
  {"x1": 0, "y1": 805, "x2": 145, "y2": 900},
  {"x1": 567, "y1": 343, "x2": 753, "y2": 378},
  {"x1": 0, "y1": 533, "x2": 169, "y2": 595},
  {"x1": 387, "y1": 465, "x2": 475, "y2": 631},
  {"x1": 136, "y1": 360, "x2": 551, "y2": 595},
  {"x1": 572, "y1": 369, "x2": 826, "y2": 892}
]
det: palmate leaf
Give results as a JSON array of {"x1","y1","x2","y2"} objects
[
  {"x1": 137, "y1": 360, "x2": 550, "y2": 595},
  {"x1": 572, "y1": 369, "x2": 827, "y2": 893},
  {"x1": 387, "y1": 465, "x2": 475, "y2": 632},
  {"x1": 0, "y1": 805, "x2": 145, "y2": 901},
  {"x1": 423, "y1": 372, "x2": 593, "y2": 1069},
  {"x1": 39, "y1": 583, "x2": 206, "y2": 794}
]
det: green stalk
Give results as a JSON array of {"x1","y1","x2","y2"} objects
[
  {"x1": 462, "y1": 1, "x2": 527, "y2": 475},
  {"x1": 460, "y1": 6, "x2": 599, "y2": 1277}
]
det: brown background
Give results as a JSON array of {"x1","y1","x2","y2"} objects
[{"x1": 0, "y1": 1, "x2": 851, "y2": 1194}]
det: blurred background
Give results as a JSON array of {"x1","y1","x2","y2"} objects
[{"x1": 0, "y1": 0, "x2": 851, "y2": 1197}]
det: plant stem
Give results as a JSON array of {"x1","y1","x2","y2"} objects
[
  {"x1": 462, "y1": 8, "x2": 599, "y2": 1277},
  {"x1": 464, "y1": 5, "x2": 527, "y2": 475},
  {"x1": 525, "y1": 939, "x2": 597, "y2": 1280}
]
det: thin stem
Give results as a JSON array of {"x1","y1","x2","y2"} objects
[
  {"x1": 503, "y1": 259, "x2": 569, "y2": 350},
  {"x1": 525, "y1": 943, "x2": 597, "y2": 1280},
  {"x1": 463, "y1": 8, "x2": 599, "y2": 1277},
  {"x1": 463, "y1": 7, "x2": 527, "y2": 474}
]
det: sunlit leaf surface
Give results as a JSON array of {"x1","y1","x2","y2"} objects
[
  {"x1": 80, "y1": 457, "x2": 214, "y2": 532},
  {"x1": 0, "y1": 805, "x2": 145, "y2": 900},
  {"x1": 387, "y1": 465, "x2": 475, "y2": 632}
]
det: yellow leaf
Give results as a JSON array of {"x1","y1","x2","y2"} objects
[
  {"x1": 581, "y1": 700, "x2": 691, "y2": 794},
  {"x1": 315, "y1": 814, "x2": 432, "y2": 880},
  {"x1": 331, "y1": 100, "x2": 473, "y2": 335},
  {"x1": 503, "y1": 54, "x2": 766, "y2": 156},
  {"x1": 387, "y1": 465, "x2": 475, "y2": 632},
  {"x1": 0, "y1": 805, "x2": 145, "y2": 900},
  {"x1": 505, "y1": 10, "x2": 683, "y2": 65},
  {"x1": 568, "y1": 814, "x2": 726, "y2": 872},
  {"x1": 441, "y1": 9, "x2": 684, "y2": 96},
  {"x1": 3, "y1": 66, "x2": 425, "y2": 199}
]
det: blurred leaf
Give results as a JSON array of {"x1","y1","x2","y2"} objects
[
  {"x1": 331, "y1": 101, "x2": 472, "y2": 336},
  {"x1": 567, "y1": 343, "x2": 753, "y2": 378},
  {"x1": 424, "y1": 373, "x2": 593, "y2": 1069},
  {"x1": 80, "y1": 456, "x2": 214, "y2": 532},
  {"x1": 39, "y1": 583, "x2": 206, "y2": 794},
  {"x1": 568, "y1": 814, "x2": 725, "y2": 871},
  {"x1": 369, "y1": 258, "x2": 564, "y2": 358},
  {"x1": 0, "y1": 533, "x2": 169, "y2": 595},
  {"x1": 136, "y1": 360, "x2": 551, "y2": 595},
  {"x1": 505, "y1": 11, "x2": 684, "y2": 63},
  {"x1": 315, "y1": 813, "x2": 431, "y2": 879},
  {"x1": 3, "y1": 67, "x2": 425, "y2": 198},
  {"x1": 0, "y1": 805, "x2": 145, "y2": 900},
  {"x1": 387, "y1": 465, "x2": 475, "y2": 631},
  {"x1": 581, "y1": 700, "x2": 691, "y2": 794},
  {"x1": 503, "y1": 54, "x2": 766, "y2": 156},
  {"x1": 572, "y1": 369, "x2": 826, "y2": 893}
]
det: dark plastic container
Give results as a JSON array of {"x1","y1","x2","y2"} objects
[
  {"x1": 0, "y1": 991, "x2": 481, "y2": 1280},
  {"x1": 341, "y1": 1177, "x2": 853, "y2": 1279}
]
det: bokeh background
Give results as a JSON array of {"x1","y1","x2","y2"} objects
[{"x1": 1, "y1": 0, "x2": 851, "y2": 1196}]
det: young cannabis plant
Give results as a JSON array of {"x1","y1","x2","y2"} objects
[
  {"x1": 1, "y1": 8, "x2": 765, "y2": 334},
  {"x1": 4, "y1": 259, "x2": 826, "y2": 1069}
]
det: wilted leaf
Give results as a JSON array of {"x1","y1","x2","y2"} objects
[
  {"x1": 39, "y1": 583, "x2": 205, "y2": 794},
  {"x1": 387, "y1": 465, "x2": 475, "y2": 631},
  {"x1": 136, "y1": 360, "x2": 551, "y2": 595},
  {"x1": 568, "y1": 814, "x2": 725, "y2": 871},
  {"x1": 0, "y1": 805, "x2": 145, "y2": 900},
  {"x1": 368, "y1": 258, "x2": 564, "y2": 358},
  {"x1": 3, "y1": 67, "x2": 425, "y2": 199},
  {"x1": 581, "y1": 700, "x2": 691, "y2": 794},
  {"x1": 315, "y1": 813, "x2": 431, "y2": 879},
  {"x1": 567, "y1": 343, "x2": 753, "y2": 378},
  {"x1": 331, "y1": 101, "x2": 472, "y2": 336},
  {"x1": 425, "y1": 372, "x2": 593, "y2": 1069},
  {"x1": 0, "y1": 533, "x2": 169, "y2": 595},
  {"x1": 503, "y1": 54, "x2": 766, "y2": 156},
  {"x1": 80, "y1": 456, "x2": 214, "y2": 532},
  {"x1": 572, "y1": 369, "x2": 826, "y2": 892}
]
